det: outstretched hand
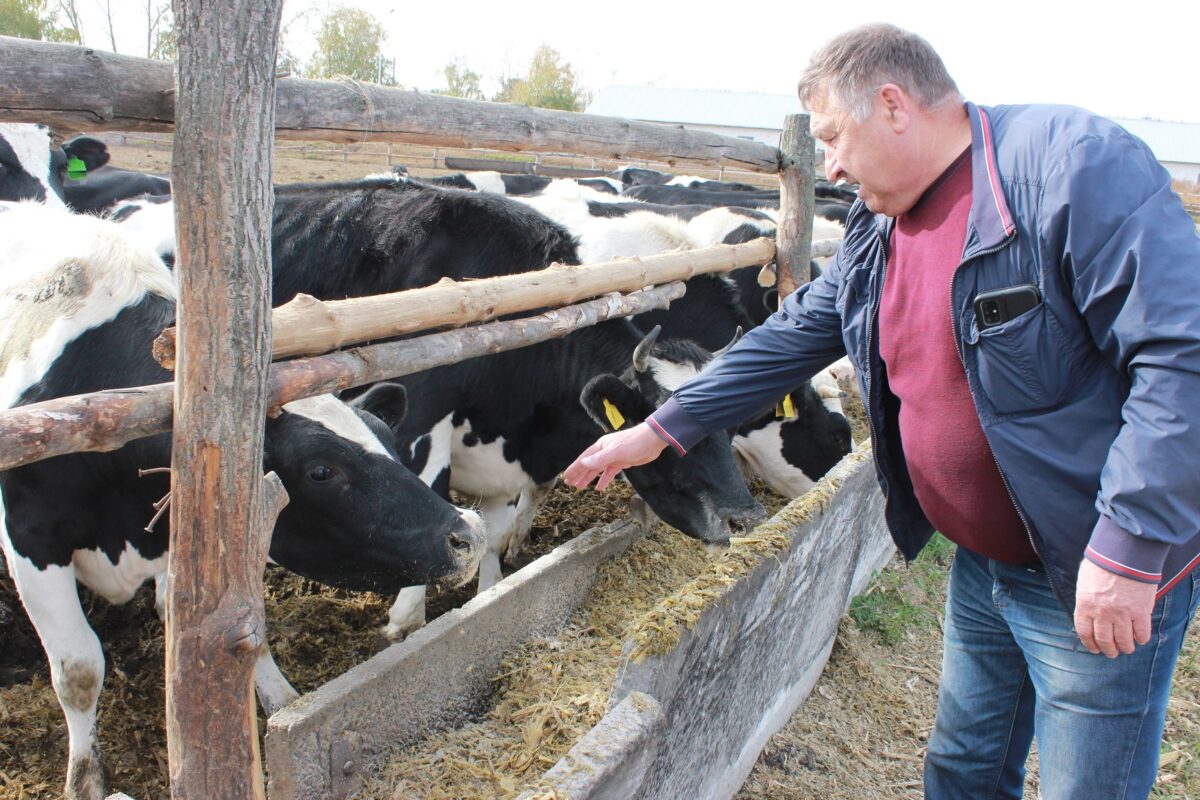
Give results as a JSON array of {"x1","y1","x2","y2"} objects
[
  {"x1": 563, "y1": 423, "x2": 669, "y2": 491},
  {"x1": 1074, "y1": 558, "x2": 1158, "y2": 658}
]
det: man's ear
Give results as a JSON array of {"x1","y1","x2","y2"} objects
[
  {"x1": 580, "y1": 375, "x2": 652, "y2": 433},
  {"x1": 62, "y1": 136, "x2": 110, "y2": 171},
  {"x1": 878, "y1": 83, "x2": 910, "y2": 133},
  {"x1": 351, "y1": 382, "x2": 408, "y2": 431}
]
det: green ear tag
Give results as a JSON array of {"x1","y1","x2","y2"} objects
[
  {"x1": 603, "y1": 398, "x2": 625, "y2": 430},
  {"x1": 67, "y1": 156, "x2": 87, "y2": 180}
]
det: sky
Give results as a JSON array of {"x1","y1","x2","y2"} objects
[{"x1": 77, "y1": 0, "x2": 1199, "y2": 124}]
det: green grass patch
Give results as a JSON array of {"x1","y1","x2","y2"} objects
[{"x1": 849, "y1": 533, "x2": 955, "y2": 645}]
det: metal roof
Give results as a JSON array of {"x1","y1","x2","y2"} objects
[{"x1": 586, "y1": 86, "x2": 1200, "y2": 165}]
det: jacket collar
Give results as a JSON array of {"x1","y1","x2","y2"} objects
[
  {"x1": 870, "y1": 102, "x2": 1016, "y2": 253},
  {"x1": 965, "y1": 102, "x2": 1016, "y2": 252}
]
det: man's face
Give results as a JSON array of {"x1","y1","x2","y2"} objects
[{"x1": 810, "y1": 92, "x2": 908, "y2": 216}]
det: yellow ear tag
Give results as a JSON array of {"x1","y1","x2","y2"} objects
[
  {"x1": 782, "y1": 394, "x2": 797, "y2": 420},
  {"x1": 603, "y1": 398, "x2": 625, "y2": 430}
]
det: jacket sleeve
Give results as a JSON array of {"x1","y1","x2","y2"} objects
[
  {"x1": 1046, "y1": 127, "x2": 1200, "y2": 582},
  {"x1": 648, "y1": 253, "x2": 849, "y2": 454}
]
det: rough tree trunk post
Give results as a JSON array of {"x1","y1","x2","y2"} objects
[
  {"x1": 776, "y1": 113, "x2": 816, "y2": 298},
  {"x1": 165, "y1": 3, "x2": 285, "y2": 799}
]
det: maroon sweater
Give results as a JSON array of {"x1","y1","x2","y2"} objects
[{"x1": 878, "y1": 149, "x2": 1035, "y2": 564}]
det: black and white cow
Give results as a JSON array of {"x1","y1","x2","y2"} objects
[
  {"x1": 511, "y1": 189, "x2": 853, "y2": 498},
  {"x1": 0, "y1": 203, "x2": 486, "y2": 800},
  {"x1": 0, "y1": 124, "x2": 110, "y2": 206},
  {"x1": 63, "y1": 166, "x2": 172, "y2": 215},
  {"x1": 110, "y1": 176, "x2": 765, "y2": 637}
]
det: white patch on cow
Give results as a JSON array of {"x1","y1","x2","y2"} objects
[
  {"x1": 1, "y1": 515, "x2": 105, "y2": 785},
  {"x1": 283, "y1": 394, "x2": 393, "y2": 458},
  {"x1": 411, "y1": 413, "x2": 454, "y2": 486},
  {"x1": 109, "y1": 196, "x2": 177, "y2": 261},
  {"x1": 577, "y1": 211, "x2": 700, "y2": 264},
  {"x1": 384, "y1": 585, "x2": 428, "y2": 640},
  {"x1": 73, "y1": 542, "x2": 168, "y2": 605},
  {"x1": 648, "y1": 355, "x2": 701, "y2": 393},
  {"x1": 450, "y1": 419, "x2": 532, "y2": 501},
  {"x1": 465, "y1": 171, "x2": 507, "y2": 194},
  {"x1": 813, "y1": 216, "x2": 845, "y2": 242},
  {"x1": 0, "y1": 124, "x2": 66, "y2": 208},
  {"x1": 733, "y1": 421, "x2": 817, "y2": 499},
  {"x1": 687, "y1": 207, "x2": 774, "y2": 246},
  {"x1": 0, "y1": 203, "x2": 177, "y2": 411},
  {"x1": 666, "y1": 175, "x2": 709, "y2": 186}
]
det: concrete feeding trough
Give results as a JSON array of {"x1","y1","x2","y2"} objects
[{"x1": 264, "y1": 446, "x2": 891, "y2": 799}]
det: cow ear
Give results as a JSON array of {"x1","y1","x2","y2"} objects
[
  {"x1": 580, "y1": 375, "x2": 651, "y2": 433},
  {"x1": 62, "y1": 136, "x2": 110, "y2": 170},
  {"x1": 351, "y1": 382, "x2": 408, "y2": 431}
]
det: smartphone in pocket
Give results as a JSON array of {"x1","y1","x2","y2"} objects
[{"x1": 973, "y1": 284, "x2": 1041, "y2": 331}]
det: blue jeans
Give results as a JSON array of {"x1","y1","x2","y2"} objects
[{"x1": 924, "y1": 547, "x2": 1200, "y2": 799}]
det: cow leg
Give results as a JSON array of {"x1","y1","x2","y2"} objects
[
  {"x1": 253, "y1": 645, "x2": 300, "y2": 715},
  {"x1": 503, "y1": 478, "x2": 558, "y2": 566},
  {"x1": 2, "y1": 543, "x2": 107, "y2": 800},
  {"x1": 477, "y1": 494, "x2": 525, "y2": 591},
  {"x1": 382, "y1": 585, "x2": 427, "y2": 642}
]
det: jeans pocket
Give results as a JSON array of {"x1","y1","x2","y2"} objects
[{"x1": 967, "y1": 302, "x2": 1072, "y2": 415}]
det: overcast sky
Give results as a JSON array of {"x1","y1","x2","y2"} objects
[{"x1": 78, "y1": 0, "x2": 1198, "y2": 123}]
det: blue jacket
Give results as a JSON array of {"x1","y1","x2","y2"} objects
[{"x1": 649, "y1": 102, "x2": 1200, "y2": 613}]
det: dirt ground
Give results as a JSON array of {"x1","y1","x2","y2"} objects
[{"x1": 2, "y1": 141, "x2": 1196, "y2": 799}]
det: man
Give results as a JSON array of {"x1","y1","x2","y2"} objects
[{"x1": 564, "y1": 23, "x2": 1200, "y2": 799}]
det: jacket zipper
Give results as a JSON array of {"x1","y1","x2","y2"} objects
[
  {"x1": 864, "y1": 231, "x2": 889, "y2": 505},
  {"x1": 948, "y1": 241, "x2": 1055, "y2": 590}
]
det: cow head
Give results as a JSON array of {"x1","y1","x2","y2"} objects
[
  {"x1": 734, "y1": 381, "x2": 853, "y2": 498},
  {"x1": 580, "y1": 327, "x2": 765, "y2": 542},
  {"x1": 263, "y1": 385, "x2": 485, "y2": 594},
  {"x1": 0, "y1": 125, "x2": 109, "y2": 207}
]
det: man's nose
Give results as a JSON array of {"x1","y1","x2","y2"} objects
[{"x1": 824, "y1": 148, "x2": 843, "y2": 182}]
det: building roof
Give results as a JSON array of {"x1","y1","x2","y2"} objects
[
  {"x1": 586, "y1": 86, "x2": 1200, "y2": 165},
  {"x1": 1111, "y1": 118, "x2": 1200, "y2": 165},
  {"x1": 586, "y1": 86, "x2": 800, "y2": 131}
]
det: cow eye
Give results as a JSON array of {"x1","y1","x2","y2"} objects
[{"x1": 307, "y1": 464, "x2": 335, "y2": 483}]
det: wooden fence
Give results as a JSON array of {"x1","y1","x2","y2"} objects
[{"x1": 0, "y1": 30, "x2": 822, "y2": 800}]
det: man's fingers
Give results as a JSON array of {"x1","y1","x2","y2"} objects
[
  {"x1": 1133, "y1": 610, "x2": 1153, "y2": 646},
  {"x1": 595, "y1": 465, "x2": 622, "y2": 492},
  {"x1": 1076, "y1": 612, "x2": 1100, "y2": 655},
  {"x1": 1112, "y1": 617, "x2": 1137, "y2": 656}
]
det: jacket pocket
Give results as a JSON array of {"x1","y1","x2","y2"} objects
[
  {"x1": 837, "y1": 266, "x2": 873, "y2": 367},
  {"x1": 967, "y1": 302, "x2": 1073, "y2": 415}
]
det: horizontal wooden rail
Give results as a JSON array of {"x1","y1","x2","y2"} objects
[
  {"x1": 0, "y1": 285, "x2": 683, "y2": 473},
  {"x1": 0, "y1": 36, "x2": 782, "y2": 172},
  {"x1": 153, "y1": 237, "x2": 779, "y2": 365}
]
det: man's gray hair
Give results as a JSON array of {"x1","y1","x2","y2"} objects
[{"x1": 798, "y1": 23, "x2": 961, "y2": 121}]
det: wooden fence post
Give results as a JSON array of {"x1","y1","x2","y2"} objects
[
  {"x1": 775, "y1": 114, "x2": 816, "y2": 298},
  {"x1": 165, "y1": 1, "x2": 285, "y2": 798}
]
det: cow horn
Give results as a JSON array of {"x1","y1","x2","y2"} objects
[
  {"x1": 713, "y1": 326, "x2": 743, "y2": 358},
  {"x1": 633, "y1": 325, "x2": 661, "y2": 373}
]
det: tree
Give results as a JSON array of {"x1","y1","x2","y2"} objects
[
  {"x1": 0, "y1": 0, "x2": 78, "y2": 42},
  {"x1": 145, "y1": 0, "x2": 174, "y2": 60},
  {"x1": 501, "y1": 44, "x2": 586, "y2": 111},
  {"x1": 306, "y1": 5, "x2": 389, "y2": 83},
  {"x1": 433, "y1": 59, "x2": 483, "y2": 100}
]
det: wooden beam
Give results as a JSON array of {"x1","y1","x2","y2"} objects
[
  {"x1": 151, "y1": 238, "x2": 776, "y2": 366},
  {"x1": 164, "y1": 2, "x2": 283, "y2": 798},
  {"x1": 775, "y1": 114, "x2": 816, "y2": 298},
  {"x1": 0, "y1": 285, "x2": 683, "y2": 473},
  {"x1": 0, "y1": 36, "x2": 782, "y2": 173}
]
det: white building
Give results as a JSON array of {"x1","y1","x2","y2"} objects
[{"x1": 586, "y1": 86, "x2": 1200, "y2": 183}]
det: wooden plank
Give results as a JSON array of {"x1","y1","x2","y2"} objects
[
  {"x1": 0, "y1": 285, "x2": 683, "y2": 473},
  {"x1": 151, "y1": 238, "x2": 776, "y2": 365},
  {"x1": 0, "y1": 36, "x2": 781, "y2": 173},
  {"x1": 163, "y1": 2, "x2": 283, "y2": 798}
]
